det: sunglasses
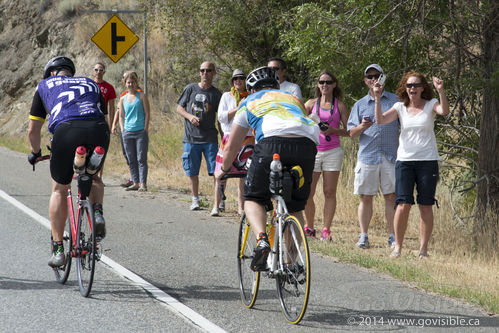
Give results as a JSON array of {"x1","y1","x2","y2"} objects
[
  {"x1": 200, "y1": 68, "x2": 213, "y2": 73},
  {"x1": 365, "y1": 74, "x2": 380, "y2": 80},
  {"x1": 318, "y1": 80, "x2": 334, "y2": 85},
  {"x1": 270, "y1": 66, "x2": 280, "y2": 71},
  {"x1": 406, "y1": 83, "x2": 423, "y2": 88},
  {"x1": 94, "y1": 68, "x2": 104, "y2": 73},
  {"x1": 233, "y1": 76, "x2": 246, "y2": 81}
]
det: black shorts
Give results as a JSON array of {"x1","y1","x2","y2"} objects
[
  {"x1": 244, "y1": 136, "x2": 317, "y2": 212},
  {"x1": 395, "y1": 160, "x2": 439, "y2": 205},
  {"x1": 50, "y1": 119, "x2": 110, "y2": 185}
]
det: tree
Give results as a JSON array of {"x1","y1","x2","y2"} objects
[{"x1": 475, "y1": 1, "x2": 499, "y2": 249}]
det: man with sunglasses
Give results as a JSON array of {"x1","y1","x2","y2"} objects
[
  {"x1": 92, "y1": 62, "x2": 116, "y2": 126},
  {"x1": 177, "y1": 61, "x2": 222, "y2": 211},
  {"x1": 267, "y1": 57, "x2": 302, "y2": 100},
  {"x1": 347, "y1": 64, "x2": 400, "y2": 249}
]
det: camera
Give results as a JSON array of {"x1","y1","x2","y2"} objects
[
  {"x1": 318, "y1": 121, "x2": 329, "y2": 131},
  {"x1": 363, "y1": 115, "x2": 372, "y2": 122}
]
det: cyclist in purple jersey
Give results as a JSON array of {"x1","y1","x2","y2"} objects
[{"x1": 28, "y1": 56, "x2": 110, "y2": 268}]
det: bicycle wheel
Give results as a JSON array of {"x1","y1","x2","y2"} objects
[
  {"x1": 76, "y1": 201, "x2": 96, "y2": 297},
  {"x1": 237, "y1": 213, "x2": 260, "y2": 308},
  {"x1": 276, "y1": 215, "x2": 310, "y2": 324},
  {"x1": 53, "y1": 216, "x2": 72, "y2": 284}
]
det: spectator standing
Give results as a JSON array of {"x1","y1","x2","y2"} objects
[
  {"x1": 118, "y1": 71, "x2": 150, "y2": 192},
  {"x1": 347, "y1": 64, "x2": 399, "y2": 249},
  {"x1": 373, "y1": 72, "x2": 449, "y2": 259},
  {"x1": 303, "y1": 70, "x2": 349, "y2": 241},
  {"x1": 93, "y1": 62, "x2": 116, "y2": 126},
  {"x1": 267, "y1": 57, "x2": 302, "y2": 100},
  {"x1": 112, "y1": 70, "x2": 142, "y2": 188},
  {"x1": 177, "y1": 61, "x2": 222, "y2": 210},
  {"x1": 211, "y1": 69, "x2": 254, "y2": 216}
]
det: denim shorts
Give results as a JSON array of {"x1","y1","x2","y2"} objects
[
  {"x1": 395, "y1": 160, "x2": 439, "y2": 205},
  {"x1": 182, "y1": 142, "x2": 218, "y2": 177}
]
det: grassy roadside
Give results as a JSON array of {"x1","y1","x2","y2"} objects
[{"x1": 3, "y1": 110, "x2": 498, "y2": 315}]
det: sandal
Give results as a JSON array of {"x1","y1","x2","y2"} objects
[
  {"x1": 419, "y1": 253, "x2": 429, "y2": 260},
  {"x1": 390, "y1": 250, "x2": 401, "y2": 258},
  {"x1": 125, "y1": 184, "x2": 139, "y2": 191}
]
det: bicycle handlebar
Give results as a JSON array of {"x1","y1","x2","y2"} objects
[{"x1": 32, "y1": 155, "x2": 50, "y2": 171}]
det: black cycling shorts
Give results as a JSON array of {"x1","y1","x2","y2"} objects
[
  {"x1": 244, "y1": 136, "x2": 317, "y2": 213},
  {"x1": 50, "y1": 119, "x2": 110, "y2": 185}
]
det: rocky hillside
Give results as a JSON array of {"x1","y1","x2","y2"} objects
[{"x1": 0, "y1": 0, "x2": 149, "y2": 136}]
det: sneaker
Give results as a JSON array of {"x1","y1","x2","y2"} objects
[
  {"x1": 320, "y1": 228, "x2": 332, "y2": 241},
  {"x1": 218, "y1": 200, "x2": 225, "y2": 212},
  {"x1": 121, "y1": 179, "x2": 133, "y2": 188},
  {"x1": 210, "y1": 207, "x2": 219, "y2": 216},
  {"x1": 356, "y1": 234, "x2": 370, "y2": 249},
  {"x1": 48, "y1": 243, "x2": 65, "y2": 267},
  {"x1": 251, "y1": 234, "x2": 271, "y2": 271},
  {"x1": 94, "y1": 204, "x2": 106, "y2": 240},
  {"x1": 387, "y1": 234, "x2": 395, "y2": 248},
  {"x1": 304, "y1": 226, "x2": 316, "y2": 239},
  {"x1": 138, "y1": 185, "x2": 147, "y2": 192},
  {"x1": 190, "y1": 196, "x2": 200, "y2": 211}
]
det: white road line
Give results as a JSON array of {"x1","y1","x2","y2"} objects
[{"x1": 0, "y1": 189, "x2": 227, "y2": 333}]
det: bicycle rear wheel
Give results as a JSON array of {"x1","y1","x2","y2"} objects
[
  {"x1": 53, "y1": 216, "x2": 72, "y2": 284},
  {"x1": 76, "y1": 201, "x2": 96, "y2": 297},
  {"x1": 237, "y1": 213, "x2": 260, "y2": 308},
  {"x1": 276, "y1": 215, "x2": 310, "y2": 324}
]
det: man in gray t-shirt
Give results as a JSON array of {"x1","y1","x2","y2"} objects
[{"x1": 176, "y1": 61, "x2": 222, "y2": 210}]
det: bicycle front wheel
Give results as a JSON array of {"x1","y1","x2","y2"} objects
[
  {"x1": 53, "y1": 216, "x2": 72, "y2": 284},
  {"x1": 76, "y1": 201, "x2": 96, "y2": 297},
  {"x1": 276, "y1": 215, "x2": 311, "y2": 324},
  {"x1": 237, "y1": 213, "x2": 260, "y2": 308}
]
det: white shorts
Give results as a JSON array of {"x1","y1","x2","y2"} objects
[
  {"x1": 354, "y1": 155, "x2": 395, "y2": 195},
  {"x1": 313, "y1": 147, "x2": 344, "y2": 172}
]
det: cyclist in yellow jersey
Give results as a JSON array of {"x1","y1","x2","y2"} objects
[{"x1": 215, "y1": 66, "x2": 319, "y2": 271}]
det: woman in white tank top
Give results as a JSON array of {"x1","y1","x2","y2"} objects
[{"x1": 372, "y1": 71, "x2": 450, "y2": 259}]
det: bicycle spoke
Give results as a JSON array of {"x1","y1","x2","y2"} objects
[
  {"x1": 276, "y1": 215, "x2": 310, "y2": 324},
  {"x1": 52, "y1": 216, "x2": 72, "y2": 284},
  {"x1": 237, "y1": 214, "x2": 260, "y2": 308},
  {"x1": 76, "y1": 203, "x2": 96, "y2": 297}
]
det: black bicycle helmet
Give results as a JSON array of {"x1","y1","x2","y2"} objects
[
  {"x1": 43, "y1": 56, "x2": 75, "y2": 79},
  {"x1": 246, "y1": 66, "x2": 279, "y2": 91}
]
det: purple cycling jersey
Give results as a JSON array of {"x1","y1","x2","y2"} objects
[{"x1": 36, "y1": 76, "x2": 105, "y2": 133}]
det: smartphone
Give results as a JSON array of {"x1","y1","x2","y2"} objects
[{"x1": 377, "y1": 73, "x2": 386, "y2": 86}]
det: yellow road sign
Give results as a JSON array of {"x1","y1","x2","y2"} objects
[{"x1": 91, "y1": 15, "x2": 139, "y2": 63}]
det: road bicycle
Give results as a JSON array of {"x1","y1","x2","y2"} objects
[
  {"x1": 228, "y1": 153, "x2": 311, "y2": 324},
  {"x1": 35, "y1": 146, "x2": 102, "y2": 297}
]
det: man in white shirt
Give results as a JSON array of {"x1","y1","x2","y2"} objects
[{"x1": 267, "y1": 57, "x2": 302, "y2": 100}]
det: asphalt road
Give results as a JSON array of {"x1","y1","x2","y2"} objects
[{"x1": 1, "y1": 146, "x2": 497, "y2": 332}]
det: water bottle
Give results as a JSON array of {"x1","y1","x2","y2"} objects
[
  {"x1": 269, "y1": 153, "x2": 282, "y2": 195},
  {"x1": 73, "y1": 146, "x2": 86, "y2": 174},
  {"x1": 86, "y1": 146, "x2": 105, "y2": 175}
]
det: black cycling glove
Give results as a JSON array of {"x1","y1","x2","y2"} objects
[{"x1": 28, "y1": 150, "x2": 41, "y2": 165}]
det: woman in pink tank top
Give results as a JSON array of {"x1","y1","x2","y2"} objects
[{"x1": 303, "y1": 70, "x2": 350, "y2": 241}]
